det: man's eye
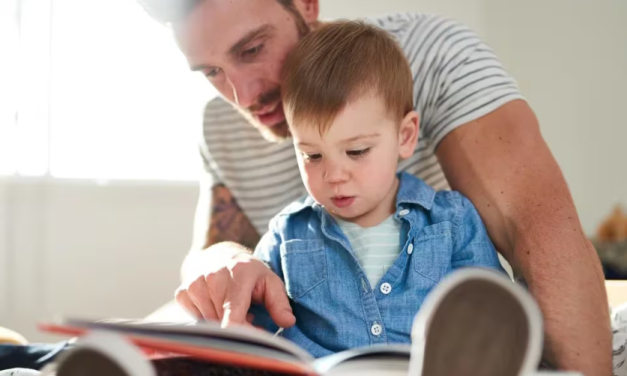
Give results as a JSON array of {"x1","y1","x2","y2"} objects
[
  {"x1": 242, "y1": 44, "x2": 263, "y2": 58},
  {"x1": 304, "y1": 153, "x2": 322, "y2": 162},
  {"x1": 347, "y1": 148, "x2": 370, "y2": 158},
  {"x1": 205, "y1": 67, "x2": 221, "y2": 78}
]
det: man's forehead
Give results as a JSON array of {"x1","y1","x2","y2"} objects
[{"x1": 174, "y1": 0, "x2": 281, "y2": 66}]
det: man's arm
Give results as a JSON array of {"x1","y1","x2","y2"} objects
[
  {"x1": 181, "y1": 183, "x2": 260, "y2": 281},
  {"x1": 201, "y1": 184, "x2": 260, "y2": 250},
  {"x1": 176, "y1": 182, "x2": 295, "y2": 327},
  {"x1": 436, "y1": 99, "x2": 611, "y2": 375}
]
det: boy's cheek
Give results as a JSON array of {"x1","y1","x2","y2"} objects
[{"x1": 300, "y1": 165, "x2": 323, "y2": 195}]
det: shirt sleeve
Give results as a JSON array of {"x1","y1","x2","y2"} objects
[
  {"x1": 252, "y1": 223, "x2": 284, "y2": 280},
  {"x1": 404, "y1": 15, "x2": 524, "y2": 148},
  {"x1": 451, "y1": 195, "x2": 505, "y2": 272},
  {"x1": 198, "y1": 99, "x2": 226, "y2": 187},
  {"x1": 248, "y1": 218, "x2": 284, "y2": 333}
]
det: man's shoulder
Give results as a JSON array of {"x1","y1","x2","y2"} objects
[
  {"x1": 367, "y1": 13, "x2": 470, "y2": 42},
  {"x1": 202, "y1": 97, "x2": 250, "y2": 135},
  {"x1": 365, "y1": 12, "x2": 424, "y2": 31},
  {"x1": 205, "y1": 96, "x2": 237, "y2": 115}
]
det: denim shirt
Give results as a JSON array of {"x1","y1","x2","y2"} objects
[{"x1": 250, "y1": 172, "x2": 505, "y2": 358}]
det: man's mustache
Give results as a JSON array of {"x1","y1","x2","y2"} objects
[{"x1": 247, "y1": 88, "x2": 281, "y2": 113}]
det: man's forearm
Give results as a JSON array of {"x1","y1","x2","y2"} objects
[
  {"x1": 510, "y1": 197, "x2": 611, "y2": 374},
  {"x1": 203, "y1": 184, "x2": 261, "y2": 251},
  {"x1": 182, "y1": 184, "x2": 260, "y2": 282}
]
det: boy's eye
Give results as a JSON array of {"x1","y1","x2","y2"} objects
[
  {"x1": 347, "y1": 148, "x2": 370, "y2": 158},
  {"x1": 303, "y1": 153, "x2": 322, "y2": 162}
]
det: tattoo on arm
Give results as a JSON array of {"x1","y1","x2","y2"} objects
[{"x1": 204, "y1": 184, "x2": 260, "y2": 251}]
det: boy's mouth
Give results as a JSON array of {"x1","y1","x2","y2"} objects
[{"x1": 331, "y1": 196, "x2": 355, "y2": 208}]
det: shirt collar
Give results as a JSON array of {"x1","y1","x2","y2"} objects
[
  {"x1": 395, "y1": 172, "x2": 436, "y2": 211},
  {"x1": 279, "y1": 195, "x2": 318, "y2": 217}
]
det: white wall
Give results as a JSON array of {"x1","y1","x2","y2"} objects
[
  {"x1": 484, "y1": 0, "x2": 627, "y2": 235},
  {"x1": 0, "y1": 178, "x2": 197, "y2": 341}
]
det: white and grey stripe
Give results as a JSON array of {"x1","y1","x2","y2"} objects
[
  {"x1": 336, "y1": 216, "x2": 402, "y2": 287},
  {"x1": 199, "y1": 13, "x2": 523, "y2": 235}
]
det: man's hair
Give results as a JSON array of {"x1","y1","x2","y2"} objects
[
  {"x1": 137, "y1": 0, "x2": 299, "y2": 25},
  {"x1": 281, "y1": 21, "x2": 414, "y2": 134},
  {"x1": 136, "y1": 0, "x2": 202, "y2": 24}
]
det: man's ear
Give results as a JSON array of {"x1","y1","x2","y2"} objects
[
  {"x1": 293, "y1": 0, "x2": 319, "y2": 24},
  {"x1": 398, "y1": 111, "x2": 420, "y2": 159}
]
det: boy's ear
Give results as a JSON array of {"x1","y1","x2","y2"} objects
[
  {"x1": 293, "y1": 0, "x2": 319, "y2": 25},
  {"x1": 398, "y1": 111, "x2": 420, "y2": 159}
]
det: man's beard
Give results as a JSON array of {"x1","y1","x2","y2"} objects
[
  {"x1": 235, "y1": 86, "x2": 291, "y2": 142},
  {"x1": 237, "y1": 106, "x2": 291, "y2": 143}
]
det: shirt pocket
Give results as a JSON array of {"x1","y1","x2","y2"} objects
[
  {"x1": 280, "y1": 239, "x2": 328, "y2": 299},
  {"x1": 412, "y1": 221, "x2": 454, "y2": 282}
]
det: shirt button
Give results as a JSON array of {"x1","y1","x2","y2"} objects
[
  {"x1": 380, "y1": 283, "x2": 392, "y2": 294},
  {"x1": 407, "y1": 243, "x2": 414, "y2": 255},
  {"x1": 371, "y1": 323, "x2": 382, "y2": 336},
  {"x1": 399, "y1": 209, "x2": 410, "y2": 216}
]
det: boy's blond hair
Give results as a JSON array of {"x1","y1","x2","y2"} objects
[{"x1": 281, "y1": 21, "x2": 414, "y2": 133}]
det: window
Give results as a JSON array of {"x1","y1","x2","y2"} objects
[
  {"x1": 0, "y1": 0, "x2": 20, "y2": 175},
  {"x1": 1, "y1": 0, "x2": 217, "y2": 181}
]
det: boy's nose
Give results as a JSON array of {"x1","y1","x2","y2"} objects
[{"x1": 324, "y1": 164, "x2": 349, "y2": 184}]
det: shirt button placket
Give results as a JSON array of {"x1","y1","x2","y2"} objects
[
  {"x1": 380, "y1": 283, "x2": 392, "y2": 295},
  {"x1": 371, "y1": 323, "x2": 382, "y2": 336}
]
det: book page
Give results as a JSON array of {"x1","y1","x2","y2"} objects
[{"x1": 63, "y1": 318, "x2": 314, "y2": 364}]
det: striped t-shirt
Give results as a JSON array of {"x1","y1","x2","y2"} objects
[
  {"x1": 199, "y1": 13, "x2": 522, "y2": 235},
  {"x1": 335, "y1": 216, "x2": 403, "y2": 288}
]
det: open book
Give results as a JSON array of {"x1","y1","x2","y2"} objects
[
  {"x1": 41, "y1": 317, "x2": 582, "y2": 376},
  {"x1": 40, "y1": 318, "x2": 411, "y2": 376}
]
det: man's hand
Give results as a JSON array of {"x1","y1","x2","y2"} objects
[
  {"x1": 175, "y1": 242, "x2": 296, "y2": 329},
  {"x1": 176, "y1": 183, "x2": 294, "y2": 328}
]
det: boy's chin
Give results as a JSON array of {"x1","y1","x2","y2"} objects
[{"x1": 327, "y1": 207, "x2": 367, "y2": 222}]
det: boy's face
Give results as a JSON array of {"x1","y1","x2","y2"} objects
[{"x1": 290, "y1": 95, "x2": 419, "y2": 227}]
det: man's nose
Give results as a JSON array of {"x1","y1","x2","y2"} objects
[{"x1": 227, "y1": 71, "x2": 264, "y2": 110}]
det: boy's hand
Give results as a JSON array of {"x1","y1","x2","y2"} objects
[{"x1": 174, "y1": 242, "x2": 295, "y2": 329}]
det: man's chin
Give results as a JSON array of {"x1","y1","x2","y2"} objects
[{"x1": 259, "y1": 120, "x2": 291, "y2": 142}]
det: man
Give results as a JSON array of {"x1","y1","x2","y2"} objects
[{"x1": 137, "y1": 0, "x2": 612, "y2": 374}]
